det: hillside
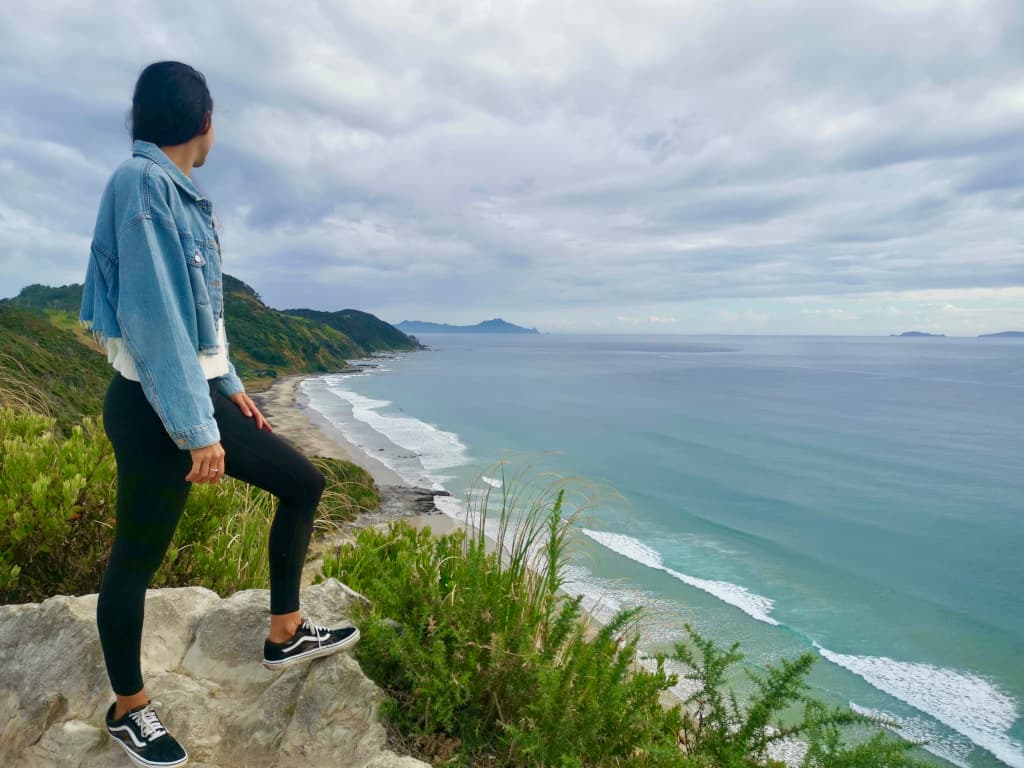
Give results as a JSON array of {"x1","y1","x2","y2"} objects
[
  {"x1": 283, "y1": 307, "x2": 425, "y2": 353},
  {"x1": 0, "y1": 282, "x2": 82, "y2": 313},
  {"x1": 396, "y1": 318, "x2": 540, "y2": 334},
  {"x1": 1, "y1": 277, "x2": 421, "y2": 382},
  {"x1": 220, "y1": 274, "x2": 362, "y2": 377},
  {"x1": 0, "y1": 305, "x2": 111, "y2": 434}
]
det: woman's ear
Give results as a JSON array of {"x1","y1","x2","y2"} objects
[{"x1": 199, "y1": 111, "x2": 212, "y2": 134}]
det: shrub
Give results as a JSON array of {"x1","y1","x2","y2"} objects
[
  {"x1": 673, "y1": 627, "x2": 928, "y2": 767},
  {"x1": 0, "y1": 407, "x2": 116, "y2": 602},
  {"x1": 0, "y1": 405, "x2": 379, "y2": 604}
]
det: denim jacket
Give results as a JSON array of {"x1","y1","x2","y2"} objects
[{"x1": 79, "y1": 139, "x2": 245, "y2": 450}]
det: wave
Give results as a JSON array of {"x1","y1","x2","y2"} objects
[
  {"x1": 818, "y1": 646, "x2": 1024, "y2": 768},
  {"x1": 301, "y1": 376, "x2": 469, "y2": 487},
  {"x1": 849, "y1": 702, "x2": 973, "y2": 768},
  {"x1": 482, "y1": 476, "x2": 504, "y2": 488},
  {"x1": 580, "y1": 529, "x2": 779, "y2": 626}
]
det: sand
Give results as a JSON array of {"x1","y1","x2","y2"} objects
[{"x1": 249, "y1": 374, "x2": 405, "y2": 487}]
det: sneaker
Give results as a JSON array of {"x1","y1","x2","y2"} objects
[
  {"x1": 262, "y1": 616, "x2": 360, "y2": 670},
  {"x1": 105, "y1": 700, "x2": 188, "y2": 767}
]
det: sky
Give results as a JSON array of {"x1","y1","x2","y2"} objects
[{"x1": 1, "y1": 0, "x2": 1022, "y2": 335}]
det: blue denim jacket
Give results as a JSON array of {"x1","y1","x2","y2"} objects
[{"x1": 79, "y1": 139, "x2": 245, "y2": 450}]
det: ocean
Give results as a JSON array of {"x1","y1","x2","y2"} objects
[{"x1": 297, "y1": 333, "x2": 1023, "y2": 768}]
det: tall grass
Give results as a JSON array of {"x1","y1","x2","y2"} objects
[
  {"x1": 0, "y1": 352, "x2": 54, "y2": 417},
  {"x1": 0, "y1": 372, "x2": 380, "y2": 604}
]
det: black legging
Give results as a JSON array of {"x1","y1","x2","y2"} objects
[{"x1": 97, "y1": 371, "x2": 326, "y2": 695}]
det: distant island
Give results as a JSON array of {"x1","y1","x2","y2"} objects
[
  {"x1": 396, "y1": 318, "x2": 540, "y2": 334},
  {"x1": 890, "y1": 331, "x2": 945, "y2": 337},
  {"x1": 978, "y1": 331, "x2": 1024, "y2": 338}
]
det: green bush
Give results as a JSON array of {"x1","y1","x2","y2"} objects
[
  {"x1": 319, "y1": 470, "x2": 931, "y2": 768},
  {"x1": 673, "y1": 627, "x2": 928, "y2": 767},
  {"x1": 0, "y1": 407, "x2": 116, "y2": 601},
  {"x1": 0, "y1": 405, "x2": 379, "y2": 604}
]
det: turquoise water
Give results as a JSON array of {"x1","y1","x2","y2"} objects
[{"x1": 298, "y1": 334, "x2": 1024, "y2": 767}]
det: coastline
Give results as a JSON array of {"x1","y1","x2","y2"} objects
[
  {"x1": 250, "y1": 373, "x2": 406, "y2": 487},
  {"x1": 249, "y1": 372, "x2": 687, "y2": 695},
  {"x1": 250, "y1": 370, "x2": 805, "y2": 764},
  {"x1": 249, "y1": 366, "x2": 983, "y2": 768}
]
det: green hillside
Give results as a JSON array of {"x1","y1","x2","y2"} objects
[
  {"x1": 283, "y1": 307, "x2": 423, "y2": 352},
  {"x1": 0, "y1": 305, "x2": 111, "y2": 435},
  {"x1": 1, "y1": 276, "x2": 420, "y2": 383},
  {"x1": 219, "y1": 274, "x2": 360, "y2": 377},
  {"x1": 0, "y1": 282, "x2": 82, "y2": 314}
]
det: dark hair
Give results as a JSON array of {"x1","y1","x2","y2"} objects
[{"x1": 130, "y1": 61, "x2": 214, "y2": 146}]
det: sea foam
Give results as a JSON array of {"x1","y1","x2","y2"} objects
[
  {"x1": 581, "y1": 529, "x2": 779, "y2": 626},
  {"x1": 818, "y1": 646, "x2": 1024, "y2": 768},
  {"x1": 849, "y1": 702, "x2": 973, "y2": 768},
  {"x1": 301, "y1": 376, "x2": 469, "y2": 487}
]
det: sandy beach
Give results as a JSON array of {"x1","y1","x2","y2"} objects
[{"x1": 250, "y1": 373, "x2": 406, "y2": 487}]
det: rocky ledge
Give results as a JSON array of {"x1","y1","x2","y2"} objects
[{"x1": 0, "y1": 579, "x2": 429, "y2": 768}]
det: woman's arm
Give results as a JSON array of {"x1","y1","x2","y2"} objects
[{"x1": 114, "y1": 166, "x2": 221, "y2": 450}]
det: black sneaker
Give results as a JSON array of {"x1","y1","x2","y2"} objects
[
  {"x1": 105, "y1": 700, "x2": 188, "y2": 767},
  {"x1": 262, "y1": 617, "x2": 360, "y2": 669}
]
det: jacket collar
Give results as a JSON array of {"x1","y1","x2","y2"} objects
[{"x1": 132, "y1": 140, "x2": 210, "y2": 208}]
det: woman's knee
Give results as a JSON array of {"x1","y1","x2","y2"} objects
[
  {"x1": 286, "y1": 462, "x2": 326, "y2": 511},
  {"x1": 307, "y1": 464, "x2": 327, "y2": 506}
]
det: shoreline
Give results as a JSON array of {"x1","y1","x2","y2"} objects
[
  {"x1": 250, "y1": 373, "x2": 406, "y2": 488},
  {"x1": 250, "y1": 370, "x2": 806, "y2": 764},
  {"x1": 251, "y1": 371, "x2": 689, "y2": 697}
]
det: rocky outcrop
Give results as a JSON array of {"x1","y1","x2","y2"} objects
[{"x1": 0, "y1": 579, "x2": 429, "y2": 768}]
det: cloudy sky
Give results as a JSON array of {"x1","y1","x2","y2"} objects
[{"x1": 1, "y1": 1, "x2": 1022, "y2": 335}]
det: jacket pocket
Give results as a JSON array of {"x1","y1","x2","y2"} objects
[{"x1": 180, "y1": 235, "x2": 211, "y2": 307}]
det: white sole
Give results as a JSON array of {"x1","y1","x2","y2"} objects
[
  {"x1": 262, "y1": 626, "x2": 360, "y2": 670},
  {"x1": 110, "y1": 732, "x2": 188, "y2": 767}
]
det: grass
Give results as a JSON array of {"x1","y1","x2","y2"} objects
[{"x1": 0, "y1": 373, "x2": 380, "y2": 604}]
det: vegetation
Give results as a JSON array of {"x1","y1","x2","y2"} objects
[
  {"x1": 0, "y1": 305, "x2": 112, "y2": 435},
  {"x1": 285, "y1": 306, "x2": 425, "y2": 353},
  {"x1": 0, "y1": 276, "x2": 411, "y2": 605},
  {"x1": 221, "y1": 274, "x2": 364, "y2": 377},
  {"x1": 0, "y1": 401, "x2": 378, "y2": 605},
  {"x1": 319, "y1": 472, "x2": 929, "y2": 768},
  {"x1": 2, "y1": 277, "x2": 420, "y2": 383},
  {"x1": 0, "y1": 282, "x2": 83, "y2": 313}
]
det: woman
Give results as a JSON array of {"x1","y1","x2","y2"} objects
[{"x1": 79, "y1": 61, "x2": 359, "y2": 768}]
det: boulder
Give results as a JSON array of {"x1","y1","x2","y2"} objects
[{"x1": 0, "y1": 579, "x2": 429, "y2": 768}]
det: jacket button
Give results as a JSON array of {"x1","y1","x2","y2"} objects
[{"x1": 194, "y1": 251, "x2": 202, "y2": 263}]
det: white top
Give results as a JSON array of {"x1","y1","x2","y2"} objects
[{"x1": 105, "y1": 317, "x2": 230, "y2": 382}]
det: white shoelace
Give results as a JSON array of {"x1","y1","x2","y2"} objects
[
  {"x1": 301, "y1": 617, "x2": 332, "y2": 639},
  {"x1": 129, "y1": 704, "x2": 168, "y2": 742}
]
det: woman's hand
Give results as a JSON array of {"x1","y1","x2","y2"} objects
[
  {"x1": 187, "y1": 441, "x2": 225, "y2": 484},
  {"x1": 228, "y1": 391, "x2": 273, "y2": 431}
]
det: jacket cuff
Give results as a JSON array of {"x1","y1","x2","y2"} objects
[
  {"x1": 171, "y1": 418, "x2": 222, "y2": 450},
  {"x1": 216, "y1": 371, "x2": 246, "y2": 398}
]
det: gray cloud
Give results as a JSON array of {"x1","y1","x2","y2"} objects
[{"x1": 1, "y1": 0, "x2": 1022, "y2": 334}]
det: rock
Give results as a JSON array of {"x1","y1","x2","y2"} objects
[
  {"x1": 374, "y1": 486, "x2": 451, "y2": 520},
  {"x1": 0, "y1": 580, "x2": 430, "y2": 768}
]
